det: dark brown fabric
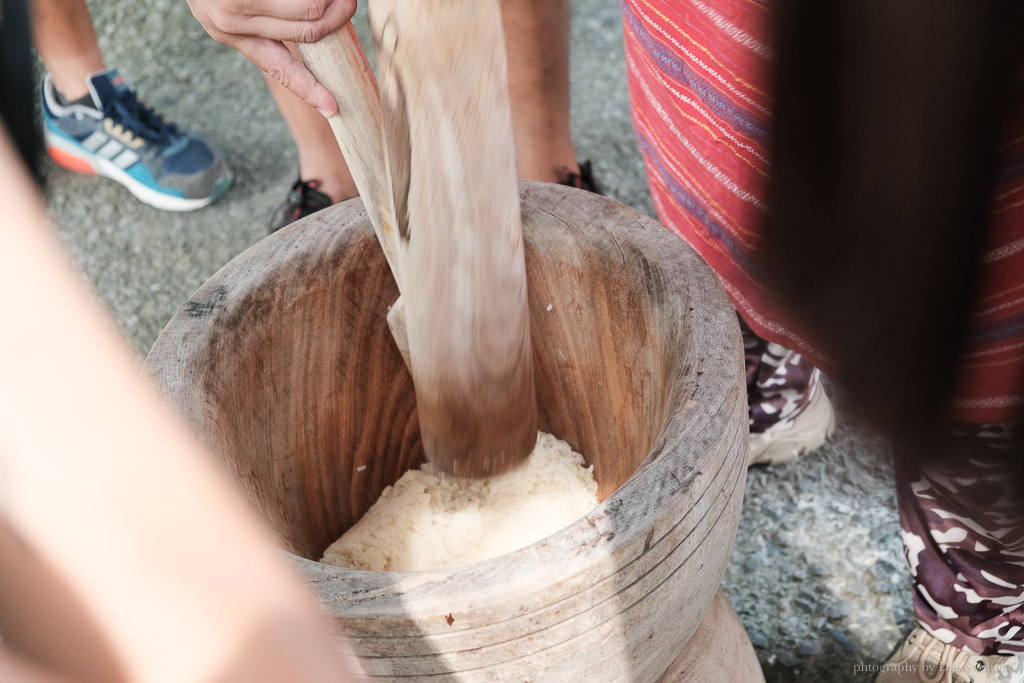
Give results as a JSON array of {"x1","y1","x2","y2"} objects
[{"x1": 763, "y1": 2, "x2": 1024, "y2": 454}]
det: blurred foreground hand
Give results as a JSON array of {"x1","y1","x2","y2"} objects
[{"x1": 0, "y1": 125, "x2": 357, "y2": 682}]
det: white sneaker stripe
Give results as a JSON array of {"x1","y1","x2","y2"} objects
[
  {"x1": 98, "y1": 139, "x2": 124, "y2": 159},
  {"x1": 112, "y1": 149, "x2": 139, "y2": 170},
  {"x1": 82, "y1": 131, "x2": 108, "y2": 151}
]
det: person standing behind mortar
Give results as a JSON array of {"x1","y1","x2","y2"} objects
[
  {"x1": 33, "y1": 0, "x2": 233, "y2": 210},
  {"x1": 620, "y1": 0, "x2": 1024, "y2": 680}
]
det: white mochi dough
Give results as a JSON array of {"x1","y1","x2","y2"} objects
[{"x1": 321, "y1": 432, "x2": 598, "y2": 571}]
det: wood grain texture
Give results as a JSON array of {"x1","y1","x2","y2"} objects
[
  {"x1": 298, "y1": 27, "x2": 413, "y2": 414},
  {"x1": 369, "y1": 0, "x2": 538, "y2": 477},
  {"x1": 658, "y1": 589, "x2": 765, "y2": 682},
  {"x1": 296, "y1": 25, "x2": 402, "y2": 289},
  {"x1": 146, "y1": 201, "x2": 419, "y2": 561},
  {"x1": 145, "y1": 183, "x2": 749, "y2": 681}
]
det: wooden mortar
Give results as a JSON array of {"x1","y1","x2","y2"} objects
[{"x1": 145, "y1": 183, "x2": 762, "y2": 682}]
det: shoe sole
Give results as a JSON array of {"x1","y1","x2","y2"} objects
[
  {"x1": 44, "y1": 127, "x2": 227, "y2": 212},
  {"x1": 747, "y1": 386, "x2": 836, "y2": 466}
]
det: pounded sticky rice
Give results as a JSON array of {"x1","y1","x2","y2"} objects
[{"x1": 321, "y1": 432, "x2": 598, "y2": 571}]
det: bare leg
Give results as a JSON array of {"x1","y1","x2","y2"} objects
[
  {"x1": 31, "y1": 0, "x2": 106, "y2": 100},
  {"x1": 501, "y1": 0, "x2": 579, "y2": 183},
  {"x1": 263, "y1": 71, "x2": 358, "y2": 204}
]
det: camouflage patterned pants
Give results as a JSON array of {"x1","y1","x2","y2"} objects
[
  {"x1": 746, "y1": 322, "x2": 1024, "y2": 656},
  {"x1": 743, "y1": 318, "x2": 820, "y2": 435},
  {"x1": 897, "y1": 427, "x2": 1024, "y2": 656}
]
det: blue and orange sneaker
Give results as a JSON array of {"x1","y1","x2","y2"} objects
[{"x1": 41, "y1": 69, "x2": 232, "y2": 211}]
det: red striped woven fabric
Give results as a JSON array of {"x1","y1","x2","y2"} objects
[{"x1": 622, "y1": 0, "x2": 1024, "y2": 423}]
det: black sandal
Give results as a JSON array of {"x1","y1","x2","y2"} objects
[
  {"x1": 268, "y1": 178, "x2": 333, "y2": 233},
  {"x1": 559, "y1": 160, "x2": 601, "y2": 195}
]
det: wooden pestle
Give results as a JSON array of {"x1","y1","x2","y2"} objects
[
  {"x1": 296, "y1": 24, "x2": 401, "y2": 290},
  {"x1": 296, "y1": 26, "x2": 412, "y2": 367},
  {"x1": 297, "y1": 3, "x2": 538, "y2": 478}
]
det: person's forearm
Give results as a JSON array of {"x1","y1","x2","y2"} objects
[{"x1": 0, "y1": 127, "x2": 354, "y2": 683}]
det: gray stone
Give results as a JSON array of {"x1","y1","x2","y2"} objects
[
  {"x1": 747, "y1": 628, "x2": 768, "y2": 649},
  {"x1": 828, "y1": 626, "x2": 859, "y2": 652},
  {"x1": 777, "y1": 651, "x2": 801, "y2": 668},
  {"x1": 793, "y1": 598, "x2": 816, "y2": 614},
  {"x1": 869, "y1": 562, "x2": 893, "y2": 580},
  {"x1": 797, "y1": 641, "x2": 821, "y2": 657},
  {"x1": 829, "y1": 603, "x2": 852, "y2": 620},
  {"x1": 781, "y1": 616, "x2": 804, "y2": 636},
  {"x1": 744, "y1": 552, "x2": 768, "y2": 571}
]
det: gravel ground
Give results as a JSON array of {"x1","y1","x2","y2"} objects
[{"x1": 41, "y1": 1, "x2": 911, "y2": 680}]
